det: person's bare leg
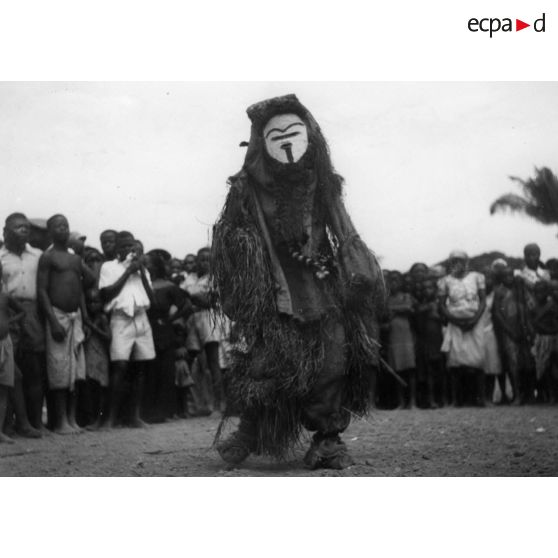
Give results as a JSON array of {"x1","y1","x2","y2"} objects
[
  {"x1": 12, "y1": 372, "x2": 41, "y2": 438},
  {"x1": 407, "y1": 369, "x2": 417, "y2": 409},
  {"x1": 176, "y1": 387, "x2": 189, "y2": 418},
  {"x1": 396, "y1": 382, "x2": 405, "y2": 409},
  {"x1": 369, "y1": 367, "x2": 378, "y2": 410},
  {"x1": 20, "y1": 352, "x2": 46, "y2": 430},
  {"x1": 427, "y1": 368, "x2": 438, "y2": 409},
  {"x1": 451, "y1": 367, "x2": 460, "y2": 407},
  {"x1": 395, "y1": 370, "x2": 406, "y2": 409},
  {"x1": 67, "y1": 389, "x2": 81, "y2": 432},
  {"x1": 205, "y1": 342, "x2": 224, "y2": 413},
  {"x1": 86, "y1": 385, "x2": 107, "y2": 430},
  {"x1": 98, "y1": 387, "x2": 108, "y2": 425},
  {"x1": 129, "y1": 363, "x2": 147, "y2": 428},
  {"x1": 52, "y1": 389, "x2": 74, "y2": 434},
  {"x1": 103, "y1": 361, "x2": 127, "y2": 429},
  {"x1": 475, "y1": 369, "x2": 486, "y2": 407},
  {"x1": 439, "y1": 362, "x2": 448, "y2": 407},
  {"x1": 497, "y1": 371, "x2": 509, "y2": 404},
  {"x1": 510, "y1": 356, "x2": 521, "y2": 405},
  {"x1": 0, "y1": 386, "x2": 15, "y2": 443},
  {"x1": 187, "y1": 353, "x2": 211, "y2": 415},
  {"x1": 485, "y1": 375, "x2": 495, "y2": 405}
]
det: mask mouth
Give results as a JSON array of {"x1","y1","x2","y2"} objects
[{"x1": 280, "y1": 142, "x2": 294, "y2": 163}]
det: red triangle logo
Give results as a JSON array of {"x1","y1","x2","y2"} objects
[{"x1": 516, "y1": 19, "x2": 530, "y2": 31}]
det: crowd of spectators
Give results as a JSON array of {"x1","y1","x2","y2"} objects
[
  {"x1": 1, "y1": 211, "x2": 556, "y2": 445},
  {"x1": 0, "y1": 213, "x2": 228, "y2": 442},
  {"x1": 380, "y1": 244, "x2": 558, "y2": 409}
]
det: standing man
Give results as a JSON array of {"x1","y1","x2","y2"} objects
[
  {"x1": 37, "y1": 214, "x2": 87, "y2": 434},
  {"x1": 98, "y1": 231, "x2": 155, "y2": 428},
  {"x1": 513, "y1": 243, "x2": 549, "y2": 403},
  {"x1": 0, "y1": 213, "x2": 48, "y2": 432}
]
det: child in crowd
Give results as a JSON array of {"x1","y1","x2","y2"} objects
[
  {"x1": 100, "y1": 230, "x2": 117, "y2": 261},
  {"x1": 144, "y1": 251, "x2": 192, "y2": 422},
  {"x1": 515, "y1": 243, "x2": 550, "y2": 288},
  {"x1": 37, "y1": 215, "x2": 87, "y2": 434},
  {"x1": 402, "y1": 272, "x2": 413, "y2": 295},
  {"x1": 492, "y1": 268, "x2": 524, "y2": 404},
  {"x1": 174, "y1": 345, "x2": 197, "y2": 417},
  {"x1": 415, "y1": 278, "x2": 445, "y2": 408},
  {"x1": 185, "y1": 247, "x2": 225, "y2": 413},
  {"x1": 0, "y1": 264, "x2": 25, "y2": 443},
  {"x1": 84, "y1": 247, "x2": 105, "y2": 283},
  {"x1": 410, "y1": 262, "x2": 429, "y2": 284},
  {"x1": 479, "y1": 267, "x2": 502, "y2": 403},
  {"x1": 170, "y1": 258, "x2": 185, "y2": 286},
  {"x1": 183, "y1": 254, "x2": 196, "y2": 275},
  {"x1": 387, "y1": 271, "x2": 417, "y2": 409},
  {"x1": 83, "y1": 287, "x2": 111, "y2": 428},
  {"x1": 530, "y1": 281, "x2": 558, "y2": 403}
]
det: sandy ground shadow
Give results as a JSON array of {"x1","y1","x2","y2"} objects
[{"x1": 1, "y1": 406, "x2": 558, "y2": 476}]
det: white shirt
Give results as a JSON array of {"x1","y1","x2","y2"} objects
[
  {"x1": 513, "y1": 266, "x2": 550, "y2": 287},
  {"x1": 0, "y1": 243, "x2": 42, "y2": 300},
  {"x1": 98, "y1": 259, "x2": 152, "y2": 317},
  {"x1": 179, "y1": 272, "x2": 201, "y2": 294},
  {"x1": 186, "y1": 273, "x2": 211, "y2": 298}
]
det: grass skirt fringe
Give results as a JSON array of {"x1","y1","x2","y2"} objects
[{"x1": 212, "y1": 182, "x2": 381, "y2": 458}]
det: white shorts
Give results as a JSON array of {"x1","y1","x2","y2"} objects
[{"x1": 109, "y1": 310, "x2": 156, "y2": 362}]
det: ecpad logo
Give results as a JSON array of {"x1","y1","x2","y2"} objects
[{"x1": 468, "y1": 13, "x2": 546, "y2": 37}]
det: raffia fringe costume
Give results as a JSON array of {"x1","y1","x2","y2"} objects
[{"x1": 212, "y1": 95, "x2": 385, "y2": 465}]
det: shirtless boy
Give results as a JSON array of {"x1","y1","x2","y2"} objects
[{"x1": 37, "y1": 215, "x2": 87, "y2": 434}]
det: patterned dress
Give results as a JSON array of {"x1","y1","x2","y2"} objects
[{"x1": 438, "y1": 272, "x2": 486, "y2": 369}]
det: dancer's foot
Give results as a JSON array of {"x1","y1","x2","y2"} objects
[
  {"x1": 303, "y1": 433, "x2": 354, "y2": 470},
  {"x1": 217, "y1": 428, "x2": 256, "y2": 465}
]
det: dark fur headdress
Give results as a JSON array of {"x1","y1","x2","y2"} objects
[
  {"x1": 246, "y1": 94, "x2": 310, "y2": 132},
  {"x1": 242, "y1": 94, "x2": 343, "y2": 201}
]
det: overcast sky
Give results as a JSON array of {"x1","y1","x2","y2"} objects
[{"x1": 1, "y1": 81, "x2": 558, "y2": 270}]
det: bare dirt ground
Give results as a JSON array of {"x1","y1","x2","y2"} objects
[{"x1": 1, "y1": 405, "x2": 558, "y2": 476}]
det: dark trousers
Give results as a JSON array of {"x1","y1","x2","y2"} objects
[{"x1": 300, "y1": 317, "x2": 351, "y2": 435}]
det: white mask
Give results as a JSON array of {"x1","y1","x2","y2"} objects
[{"x1": 263, "y1": 113, "x2": 308, "y2": 164}]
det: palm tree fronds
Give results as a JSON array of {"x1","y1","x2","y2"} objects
[
  {"x1": 490, "y1": 194, "x2": 531, "y2": 215},
  {"x1": 490, "y1": 167, "x2": 558, "y2": 225}
]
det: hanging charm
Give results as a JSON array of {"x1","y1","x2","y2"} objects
[{"x1": 288, "y1": 242, "x2": 332, "y2": 280}]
